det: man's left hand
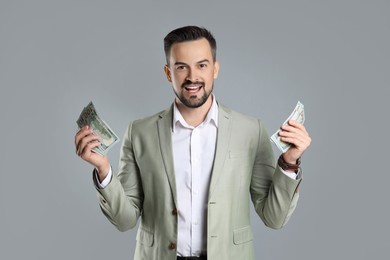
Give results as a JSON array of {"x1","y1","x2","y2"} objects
[{"x1": 278, "y1": 120, "x2": 311, "y2": 164}]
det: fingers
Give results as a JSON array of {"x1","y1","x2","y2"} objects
[
  {"x1": 74, "y1": 126, "x2": 110, "y2": 170},
  {"x1": 280, "y1": 125, "x2": 311, "y2": 163},
  {"x1": 75, "y1": 126, "x2": 100, "y2": 156},
  {"x1": 77, "y1": 135, "x2": 101, "y2": 157},
  {"x1": 279, "y1": 120, "x2": 311, "y2": 152},
  {"x1": 280, "y1": 135, "x2": 310, "y2": 153},
  {"x1": 281, "y1": 120, "x2": 308, "y2": 135},
  {"x1": 75, "y1": 126, "x2": 92, "y2": 147}
]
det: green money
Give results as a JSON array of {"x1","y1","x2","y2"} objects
[{"x1": 76, "y1": 101, "x2": 120, "y2": 155}]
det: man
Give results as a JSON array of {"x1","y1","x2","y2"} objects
[{"x1": 75, "y1": 26, "x2": 311, "y2": 260}]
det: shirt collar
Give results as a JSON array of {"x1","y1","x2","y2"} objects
[{"x1": 173, "y1": 94, "x2": 219, "y2": 132}]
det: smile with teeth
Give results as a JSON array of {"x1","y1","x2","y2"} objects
[{"x1": 184, "y1": 85, "x2": 203, "y2": 93}]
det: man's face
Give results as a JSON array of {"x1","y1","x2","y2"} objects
[{"x1": 164, "y1": 38, "x2": 219, "y2": 108}]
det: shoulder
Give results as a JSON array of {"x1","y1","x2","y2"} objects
[
  {"x1": 218, "y1": 103, "x2": 272, "y2": 156},
  {"x1": 218, "y1": 102, "x2": 271, "y2": 144},
  {"x1": 218, "y1": 102, "x2": 264, "y2": 128},
  {"x1": 125, "y1": 105, "x2": 173, "y2": 133}
]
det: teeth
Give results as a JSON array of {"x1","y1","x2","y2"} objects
[{"x1": 185, "y1": 86, "x2": 201, "y2": 90}]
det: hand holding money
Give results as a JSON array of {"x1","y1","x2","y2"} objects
[
  {"x1": 76, "y1": 102, "x2": 120, "y2": 156},
  {"x1": 75, "y1": 126, "x2": 110, "y2": 178},
  {"x1": 75, "y1": 102, "x2": 120, "y2": 178},
  {"x1": 271, "y1": 101, "x2": 311, "y2": 163}
]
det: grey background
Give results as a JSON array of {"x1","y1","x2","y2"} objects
[{"x1": 0, "y1": 0, "x2": 389, "y2": 259}]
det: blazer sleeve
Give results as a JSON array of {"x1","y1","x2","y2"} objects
[
  {"x1": 93, "y1": 121, "x2": 144, "y2": 231},
  {"x1": 250, "y1": 119, "x2": 302, "y2": 229}
]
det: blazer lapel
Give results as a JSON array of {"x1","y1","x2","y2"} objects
[
  {"x1": 157, "y1": 105, "x2": 178, "y2": 206},
  {"x1": 208, "y1": 103, "x2": 232, "y2": 199}
]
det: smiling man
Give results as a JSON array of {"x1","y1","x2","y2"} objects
[
  {"x1": 75, "y1": 26, "x2": 311, "y2": 260},
  {"x1": 164, "y1": 36, "x2": 219, "y2": 126}
]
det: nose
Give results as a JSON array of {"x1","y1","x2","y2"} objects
[{"x1": 185, "y1": 68, "x2": 199, "y2": 82}]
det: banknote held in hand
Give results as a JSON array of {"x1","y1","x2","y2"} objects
[{"x1": 76, "y1": 102, "x2": 120, "y2": 156}]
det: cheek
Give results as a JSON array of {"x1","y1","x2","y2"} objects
[
  {"x1": 171, "y1": 75, "x2": 185, "y2": 89},
  {"x1": 172, "y1": 71, "x2": 186, "y2": 81},
  {"x1": 205, "y1": 72, "x2": 216, "y2": 84},
  {"x1": 172, "y1": 76, "x2": 183, "y2": 86}
]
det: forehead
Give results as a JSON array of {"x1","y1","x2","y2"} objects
[{"x1": 169, "y1": 38, "x2": 213, "y2": 63}]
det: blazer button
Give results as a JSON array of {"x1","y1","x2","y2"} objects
[
  {"x1": 169, "y1": 242, "x2": 176, "y2": 250},
  {"x1": 172, "y1": 208, "x2": 178, "y2": 215}
]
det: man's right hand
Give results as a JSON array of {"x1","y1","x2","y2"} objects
[{"x1": 75, "y1": 125, "x2": 110, "y2": 182}]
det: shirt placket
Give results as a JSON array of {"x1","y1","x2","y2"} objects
[{"x1": 190, "y1": 127, "x2": 202, "y2": 255}]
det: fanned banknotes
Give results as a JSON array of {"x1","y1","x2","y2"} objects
[
  {"x1": 270, "y1": 101, "x2": 305, "y2": 153},
  {"x1": 77, "y1": 102, "x2": 120, "y2": 156}
]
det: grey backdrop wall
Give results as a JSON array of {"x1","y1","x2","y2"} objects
[{"x1": 1, "y1": 0, "x2": 389, "y2": 259}]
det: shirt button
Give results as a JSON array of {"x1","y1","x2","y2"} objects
[
  {"x1": 172, "y1": 208, "x2": 178, "y2": 215},
  {"x1": 169, "y1": 242, "x2": 176, "y2": 250}
]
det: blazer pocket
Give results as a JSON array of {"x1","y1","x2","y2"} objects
[
  {"x1": 233, "y1": 226, "x2": 253, "y2": 245},
  {"x1": 136, "y1": 227, "x2": 154, "y2": 247}
]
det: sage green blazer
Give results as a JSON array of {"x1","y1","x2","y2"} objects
[{"x1": 94, "y1": 103, "x2": 301, "y2": 260}]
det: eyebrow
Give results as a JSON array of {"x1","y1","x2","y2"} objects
[
  {"x1": 173, "y1": 61, "x2": 188, "y2": 66},
  {"x1": 173, "y1": 59, "x2": 211, "y2": 66},
  {"x1": 197, "y1": 59, "x2": 210, "y2": 64}
]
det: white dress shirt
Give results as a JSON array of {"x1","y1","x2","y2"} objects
[{"x1": 172, "y1": 97, "x2": 218, "y2": 257}]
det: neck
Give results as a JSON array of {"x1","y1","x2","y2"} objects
[{"x1": 175, "y1": 95, "x2": 213, "y2": 127}]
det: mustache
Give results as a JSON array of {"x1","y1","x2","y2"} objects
[{"x1": 182, "y1": 80, "x2": 205, "y2": 88}]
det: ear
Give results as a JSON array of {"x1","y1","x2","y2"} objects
[
  {"x1": 164, "y1": 65, "x2": 172, "y2": 82},
  {"x1": 213, "y1": 61, "x2": 220, "y2": 79}
]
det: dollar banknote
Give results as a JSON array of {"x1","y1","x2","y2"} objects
[
  {"x1": 270, "y1": 101, "x2": 305, "y2": 153},
  {"x1": 77, "y1": 102, "x2": 120, "y2": 156}
]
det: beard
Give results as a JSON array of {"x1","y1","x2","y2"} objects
[{"x1": 174, "y1": 80, "x2": 213, "y2": 108}]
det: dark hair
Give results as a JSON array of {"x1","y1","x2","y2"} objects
[{"x1": 164, "y1": 25, "x2": 217, "y2": 65}]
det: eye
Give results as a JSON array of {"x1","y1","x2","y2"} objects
[
  {"x1": 175, "y1": 65, "x2": 187, "y2": 71},
  {"x1": 199, "y1": 63, "x2": 207, "y2": 69}
]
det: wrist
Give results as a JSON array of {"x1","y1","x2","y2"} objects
[
  {"x1": 278, "y1": 154, "x2": 301, "y2": 173},
  {"x1": 96, "y1": 163, "x2": 110, "y2": 182},
  {"x1": 280, "y1": 153, "x2": 301, "y2": 164}
]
